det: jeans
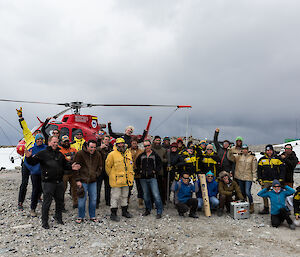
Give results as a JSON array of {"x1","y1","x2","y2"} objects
[
  {"x1": 198, "y1": 196, "x2": 219, "y2": 209},
  {"x1": 42, "y1": 182, "x2": 64, "y2": 224},
  {"x1": 236, "y1": 179, "x2": 253, "y2": 203},
  {"x1": 140, "y1": 178, "x2": 163, "y2": 214},
  {"x1": 78, "y1": 182, "x2": 97, "y2": 219},
  {"x1": 96, "y1": 172, "x2": 111, "y2": 206},
  {"x1": 30, "y1": 174, "x2": 42, "y2": 210},
  {"x1": 18, "y1": 162, "x2": 30, "y2": 204}
]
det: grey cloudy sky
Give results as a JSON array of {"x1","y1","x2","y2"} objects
[{"x1": 0, "y1": 0, "x2": 300, "y2": 145}]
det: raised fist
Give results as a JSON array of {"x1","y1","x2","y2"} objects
[
  {"x1": 215, "y1": 128, "x2": 220, "y2": 133},
  {"x1": 16, "y1": 107, "x2": 23, "y2": 118}
]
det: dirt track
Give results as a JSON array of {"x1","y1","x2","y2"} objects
[{"x1": 0, "y1": 170, "x2": 299, "y2": 257}]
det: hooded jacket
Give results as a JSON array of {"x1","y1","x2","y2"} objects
[
  {"x1": 228, "y1": 151, "x2": 257, "y2": 181},
  {"x1": 257, "y1": 154, "x2": 286, "y2": 183},
  {"x1": 218, "y1": 179, "x2": 244, "y2": 200},
  {"x1": 24, "y1": 143, "x2": 47, "y2": 175},
  {"x1": 71, "y1": 137, "x2": 86, "y2": 151},
  {"x1": 196, "y1": 177, "x2": 218, "y2": 198},
  {"x1": 214, "y1": 131, "x2": 233, "y2": 172},
  {"x1": 19, "y1": 118, "x2": 35, "y2": 151},
  {"x1": 105, "y1": 148, "x2": 134, "y2": 187},
  {"x1": 136, "y1": 150, "x2": 162, "y2": 179},
  {"x1": 26, "y1": 146, "x2": 72, "y2": 183},
  {"x1": 257, "y1": 186, "x2": 295, "y2": 215},
  {"x1": 172, "y1": 179, "x2": 195, "y2": 204},
  {"x1": 74, "y1": 148, "x2": 103, "y2": 184},
  {"x1": 280, "y1": 151, "x2": 298, "y2": 183}
]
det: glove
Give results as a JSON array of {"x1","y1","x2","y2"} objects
[
  {"x1": 167, "y1": 166, "x2": 172, "y2": 172},
  {"x1": 175, "y1": 172, "x2": 180, "y2": 181},
  {"x1": 16, "y1": 107, "x2": 23, "y2": 118}
]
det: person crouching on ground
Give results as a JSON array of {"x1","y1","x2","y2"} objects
[
  {"x1": 258, "y1": 180, "x2": 296, "y2": 230},
  {"x1": 217, "y1": 171, "x2": 244, "y2": 216},
  {"x1": 171, "y1": 172, "x2": 198, "y2": 218},
  {"x1": 196, "y1": 171, "x2": 219, "y2": 211},
  {"x1": 74, "y1": 140, "x2": 102, "y2": 223},
  {"x1": 105, "y1": 138, "x2": 134, "y2": 222}
]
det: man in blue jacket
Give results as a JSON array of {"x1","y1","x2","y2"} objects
[
  {"x1": 257, "y1": 179, "x2": 296, "y2": 230},
  {"x1": 196, "y1": 171, "x2": 219, "y2": 210},
  {"x1": 172, "y1": 172, "x2": 198, "y2": 218},
  {"x1": 24, "y1": 134, "x2": 47, "y2": 217}
]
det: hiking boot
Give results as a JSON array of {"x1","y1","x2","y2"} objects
[
  {"x1": 178, "y1": 212, "x2": 185, "y2": 217},
  {"x1": 30, "y1": 210, "x2": 37, "y2": 217},
  {"x1": 18, "y1": 203, "x2": 24, "y2": 211},
  {"x1": 189, "y1": 213, "x2": 199, "y2": 219},
  {"x1": 96, "y1": 203, "x2": 100, "y2": 209},
  {"x1": 121, "y1": 206, "x2": 133, "y2": 218},
  {"x1": 73, "y1": 204, "x2": 78, "y2": 209},
  {"x1": 138, "y1": 198, "x2": 144, "y2": 209},
  {"x1": 110, "y1": 208, "x2": 120, "y2": 222},
  {"x1": 62, "y1": 207, "x2": 68, "y2": 213},
  {"x1": 142, "y1": 210, "x2": 151, "y2": 216},
  {"x1": 42, "y1": 223, "x2": 50, "y2": 229},
  {"x1": 217, "y1": 208, "x2": 223, "y2": 217},
  {"x1": 259, "y1": 207, "x2": 269, "y2": 215},
  {"x1": 54, "y1": 216, "x2": 64, "y2": 225},
  {"x1": 250, "y1": 203, "x2": 254, "y2": 214},
  {"x1": 156, "y1": 214, "x2": 162, "y2": 219},
  {"x1": 289, "y1": 224, "x2": 296, "y2": 230}
]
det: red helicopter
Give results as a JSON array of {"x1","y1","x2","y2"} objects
[{"x1": 0, "y1": 99, "x2": 192, "y2": 157}]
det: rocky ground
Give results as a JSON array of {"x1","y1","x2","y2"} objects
[{"x1": 0, "y1": 170, "x2": 299, "y2": 257}]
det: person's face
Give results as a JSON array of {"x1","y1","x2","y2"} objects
[
  {"x1": 285, "y1": 146, "x2": 292, "y2": 155},
  {"x1": 33, "y1": 130, "x2": 41, "y2": 136},
  {"x1": 76, "y1": 133, "x2": 83, "y2": 139},
  {"x1": 206, "y1": 175, "x2": 213, "y2": 183},
  {"x1": 242, "y1": 148, "x2": 248, "y2": 155},
  {"x1": 222, "y1": 175, "x2": 229, "y2": 184},
  {"x1": 125, "y1": 127, "x2": 133, "y2": 135},
  {"x1": 36, "y1": 138, "x2": 43, "y2": 146},
  {"x1": 163, "y1": 140, "x2": 170, "y2": 146},
  {"x1": 223, "y1": 141, "x2": 229, "y2": 149},
  {"x1": 187, "y1": 148, "x2": 193, "y2": 154},
  {"x1": 177, "y1": 141, "x2": 183, "y2": 147},
  {"x1": 116, "y1": 142, "x2": 126, "y2": 152},
  {"x1": 52, "y1": 130, "x2": 60, "y2": 138},
  {"x1": 236, "y1": 140, "x2": 242, "y2": 147},
  {"x1": 143, "y1": 142, "x2": 151, "y2": 151},
  {"x1": 87, "y1": 142, "x2": 97, "y2": 154},
  {"x1": 49, "y1": 137, "x2": 59, "y2": 150},
  {"x1": 103, "y1": 137, "x2": 110, "y2": 145},
  {"x1": 98, "y1": 130, "x2": 105, "y2": 139},
  {"x1": 206, "y1": 146, "x2": 213, "y2": 153},
  {"x1": 273, "y1": 185, "x2": 281, "y2": 193},
  {"x1": 200, "y1": 143, "x2": 206, "y2": 149},
  {"x1": 62, "y1": 140, "x2": 70, "y2": 148},
  {"x1": 171, "y1": 146, "x2": 177, "y2": 152},
  {"x1": 182, "y1": 175, "x2": 190, "y2": 184},
  {"x1": 131, "y1": 141, "x2": 138, "y2": 149},
  {"x1": 266, "y1": 149, "x2": 273, "y2": 157},
  {"x1": 154, "y1": 138, "x2": 161, "y2": 145}
]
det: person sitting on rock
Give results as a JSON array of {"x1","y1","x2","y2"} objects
[
  {"x1": 217, "y1": 171, "x2": 244, "y2": 216},
  {"x1": 258, "y1": 180, "x2": 296, "y2": 230},
  {"x1": 171, "y1": 171, "x2": 198, "y2": 218},
  {"x1": 196, "y1": 171, "x2": 219, "y2": 211}
]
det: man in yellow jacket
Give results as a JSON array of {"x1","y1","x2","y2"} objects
[
  {"x1": 106, "y1": 138, "x2": 134, "y2": 221},
  {"x1": 71, "y1": 131, "x2": 86, "y2": 151}
]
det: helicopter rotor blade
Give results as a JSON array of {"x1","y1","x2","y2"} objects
[
  {"x1": 89, "y1": 104, "x2": 192, "y2": 108},
  {"x1": 53, "y1": 107, "x2": 73, "y2": 119},
  {"x1": 0, "y1": 98, "x2": 67, "y2": 106}
]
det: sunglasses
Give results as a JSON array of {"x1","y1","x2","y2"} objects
[
  {"x1": 206, "y1": 149, "x2": 213, "y2": 151},
  {"x1": 206, "y1": 176, "x2": 213, "y2": 178},
  {"x1": 273, "y1": 185, "x2": 281, "y2": 188},
  {"x1": 182, "y1": 177, "x2": 189, "y2": 180},
  {"x1": 144, "y1": 144, "x2": 151, "y2": 147}
]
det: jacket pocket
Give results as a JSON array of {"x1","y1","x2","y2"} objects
[{"x1": 115, "y1": 175, "x2": 126, "y2": 185}]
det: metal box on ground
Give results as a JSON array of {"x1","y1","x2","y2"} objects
[{"x1": 230, "y1": 201, "x2": 250, "y2": 219}]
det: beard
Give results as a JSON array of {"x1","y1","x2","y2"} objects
[{"x1": 117, "y1": 145, "x2": 126, "y2": 153}]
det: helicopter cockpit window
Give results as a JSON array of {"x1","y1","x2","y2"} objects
[
  {"x1": 45, "y1": 125, "x2": 59, "y2": 136},
  {"x1": 60, "y1": 127, "x2": 69, "y2": 139},
  {"x1": 72, "y1": 129, "x2": 83, "y2": 140}
]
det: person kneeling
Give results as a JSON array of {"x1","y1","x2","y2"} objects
[
  {"x1": 172, "y1": 172, "x2": 198, "y2": 218},
  {"x1": 217, "y1": 171, "x2": 244, "y2": 216},
  {"x1": 196, "y1": 171, "x2": 219, "y2": 211},
  {"x1": 258, "y1": 180, "x2": 296, "y2": 230}
]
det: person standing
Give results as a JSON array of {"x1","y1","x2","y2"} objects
[
  {"x1": 59, "y1": 135, "x2": 78, "y2": 209},
  {"x1": 228, "y1": 144, "x2": 257, "y2": 213},
  {"x1": 213, "y1": 128, "x2": 233, "y2": 172},
  {"x1": 162, "y1": 137, "x2": 171, "y2": 150},
  {"x1": 25, "y1": 136, "x2": 81, "y2": 229},
  {"x1": 106, "y1": 138, "x2": 134, "y2": 221},
  {"x1": 74, "y1": 140, "x2": 103, "y2": 223},
  {"x1": 71, "y1": 131, "x2": 86, "y2": 151},
  {"x1": 199, "y1": 144, "x2": 221, "y2": 178},
  {"x1": 258, "y1": 180, "x2": 296, "y2": 230},
  {"x1": 96, "y1": 135, "x2": 113, "y2": 208},
  {"x1": 280, "y1": 144, "x2": 298, "y2": 188},
  {"x1": 136, "y1": 140, "x2": 163, "y2": 219},
  {"x1": 24, "y1": 134, "x2": 47, "y2": 217},
  {"x1": 257, "y1": 144, "x2": 286, "y2": 214}
]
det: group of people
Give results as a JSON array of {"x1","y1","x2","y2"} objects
[{"x1": 16, "y1": 108, "x2": 300, "y2": 230}]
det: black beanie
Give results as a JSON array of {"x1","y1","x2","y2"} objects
[
  {"x1": 154, "y1": 135, "x2": 161, "y2": 140},
  {"x1": 265, "y1": 144, "x2": 274, "y2": 151}
]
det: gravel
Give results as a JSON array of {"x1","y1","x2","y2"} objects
[{"x1": 0, "y1": 170, "x2": 299, "y2": 257}]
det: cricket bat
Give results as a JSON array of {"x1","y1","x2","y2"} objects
[{"x1": 199, "y1": 174, "x2": 211, "y2": 217}]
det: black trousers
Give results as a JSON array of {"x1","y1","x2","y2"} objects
[
  {"x1": 18, "y1": 162, "x2": 30, "y2": 204},
  {"x1": 96, "y1": 172, "x2": 111, "y2": 206},
  {"x1": 176, "y1": 198, "x2": 198, "y2": 215},
  {"x1": 271, "y1": 208, "x2": 293, "y2": 227},
  {"x1": 30, "y1": 174, "x2": 42, "y2": 210},
  {"x1": 41, "y1": 182, "x2": 64, "y2": 224},
  {"x1": 157, "y1": 174, "x2": 167, "y2": 205}
]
